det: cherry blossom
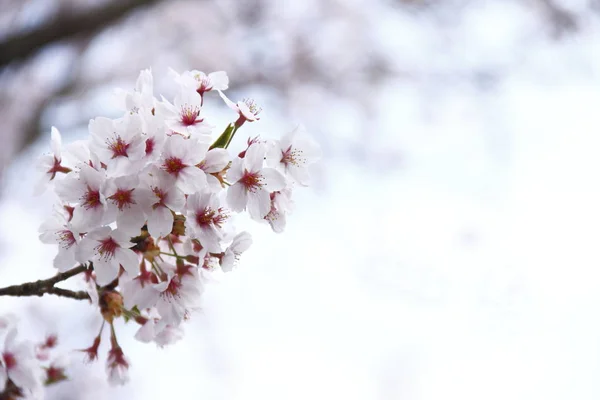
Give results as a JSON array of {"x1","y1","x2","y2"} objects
[
  {"x1": 30, "y1": 68, "x2": 320, "y2": 389},
  {"x1": 38, "y1": 208, "x2": 80, "y2": 271},
  {"x1": 226, "y1": 143, "x2": 286, "y2": 220},
  {"x1": 170, "y1": 68, "x2": 229, "y2": 96},
  {"x1": 140, "y1": 166, "x2": 185, "y2": 238},
  {"x1": 218, "y1": 91, "x2": 262, "y2": 125},
  {"x1": 76, "y1": 227, "x2": 139, "y2": 286},
  {"x1": 159, "y1": 134, "x2": 209, "y2": 194},
  {"x1": 103, "y1": 175, "x2": 150, "y2": 236},
  {"x1": 185, "y1": 190, "x2": 229, "y2": 252},
  {"x1": 266, "y1": 125, "x2": 321, "y2": 186},
  {"x1": 221, "y1": 232, "x2": 252, "y2": 272},
  {"x1": 55, "y1": 163, "x2": 108, "y2": 231},
  {"x1": 0, "y1": 328, "x2": 43, "y2": 395},
  {"x1": 158, "y1": 89, "x2": 213, "y2": 139},
  {"x1": 89, "y1": 115, "x2": 146, "y2": 177}
]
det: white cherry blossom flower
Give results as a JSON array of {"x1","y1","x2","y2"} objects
[
  {"x1": 264, "y1": 189, "x2": 294, "y2": 233},
  {"x1": 120, "y1": 268, "x2": 161, "y2": 310},
  {"x1": 218, "y1": 91, "x2": 262, "y2": 125},
  {"x1": 157, "y1": 89, "x2": 213, "y2": 139},
  {"x1": 55, "y1": 163, "x2": 108, "y2": 232},
  {"x1": 154, "y1": 264, "x2": 204, "y2": 325},
  {"x1": 197, "y1": 148, "x2": 229, "y2": 192},
  {"x1": 103, "y1": 175, "x2": 150, "y2": 237},
  {"x1": 106, "y1": 346, "x2": 130, "y2": 385},
  {"x1": 140, "y1": 166, "x2": 186, "y2": 238},
  {"x1": 169, "y1": 68, "x2": 229, "y2": 96},
  {"x1": 221, "y1": 232, "x2": 252, "y2": 272},
  {"x1": 266, "y1": 125, "x2": 321, "y2": 186},
  {"x1": 38, "y1": 208, "x2": 81, "y2": 271},
  {"x1": 36, "y1": 127, "x2": 71, "y2": 193},
  {"x1": 76, "y1": 227, "x2": 139, "y2": 286},
  {"x1": 89, "y1": 115, "x2": 145, "y2": 176},
  {"x1": 159, "y1": 135, "x2": 209, "y2": 194},
  {"x1": 226, "y1": 143, "x2": 286, "y2": 220},
  {"x1": 0, "y1": 328, "x2": 44, "y2": 394},
  {"x1": 185, "y1": 191, "x2": 228, "y2": 252}
]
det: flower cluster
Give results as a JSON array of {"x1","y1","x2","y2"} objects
[
  {"x1": 0, "y1": 316, "x2": 67, "y2": 399},
  {"x1": 36, "y1": 68, "x2": 320, "y2": 386}
]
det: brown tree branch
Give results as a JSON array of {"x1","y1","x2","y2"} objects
[
  {"x1": 0, "y1": 0, "x2": 161, "y2": 68},
  {"x1": 0, "y1": 264, "x2": 90, "y2": 300}
]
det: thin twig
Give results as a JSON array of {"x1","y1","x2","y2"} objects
[{"x1": 0, "y1": 264, "x2": 89, "y2": 299}]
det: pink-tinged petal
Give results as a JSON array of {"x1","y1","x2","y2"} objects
[
  {"x1": 208, "y1": 71, "x2": 229, "y2": 91},
  {"x1": 54, "y1": 248, "x2": 77, "y2": 272},
  {"x1": 76, "y1": 237, "x2": 96, "y2": 264},
  {"x1": 165, "y1": 187, "x2": 186, "y2": 211},
  {"x1": 227, "y1": 157, "x2": 244, "y2": 183},
  {"x1": 177, "y1": 167, "x2": 207, "y2": 194},
  {"x1": 134, "y1": 320, "x2": 155, "y2": 343},
  {"x1": 268, "y1": 210, "x2": 287, "y2": 233},
  {"x1": 247, "y1": 189, "x2": 271, "y2": 220},
  {"x1": 174, "y1": 88, "x2": 202, "y2": 110},
  {"x1": 50, "y1": 126, "x2": 62, "y2": 158},
  {"x1": 288, "y1": 164, "x2": 311, "y2": 186},
  {"x1": 111, "y1": 229, "x2": 134, "y2": 248},
  {"x1": 244, "y1": 143, "x2": 266, "y2": 171},
  {"x1": 202, "y1": 149, "x2": 229, "y2": 173},
  {"x1": 261, "y1": 168, "x2": 286, "y2": 192},
  {"x1": 165, "y1": 120, "x2": 191, "y2": 137},
  {"x1": 226, "y1": 182, "x2": 248, "y2": 212},
  {"x1": 94, "y1": 259, "x2": 120, "y2": 286},
  {"x1": 116, "y1": 208, "x2": 146, "y2": 237},
  {"x1": 71, "y1": 206, "x2": 104, "y2": 232},
  {"x1": 218, "y1": 90, "x2": 238, "y2": 111},
  {"x1": 186, "y1": 122, "x2": 214, "y2": 139},
  {"x1": 54, "y1": 176, "x2": 83, "y2": 203},
  {"x1": 115, "y1": 248, "x2": 139, "y2": 276},
  {"x1": 206, "y1": 175, "x2": 223, "y2": 192},
  {"x1": 185, "y1": 138, "x2": 210, "y2": 165},
  {"x1": 237, "y1": 101, "x2": 257, "y2": 121},
  {"x1": 147, "y1": 207, "x2": 173, "y2": 238}
]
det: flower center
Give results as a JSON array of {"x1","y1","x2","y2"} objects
[
  {"x1": 108, "y1": 136, "x2": 130, "y2": 158},
  {"x1": 180, "y1": 105, "x2": 200, "y2": 126},
  {"x1": 240, "y1": 169, "x2": 263, "y2": 193},
  {"x1": 2, "y1": 352, "x2": 16, "y2": 369},
  {"x1": 164, "y1": 277, "x2": 182, "y2": 296},
  {"x1": 82, "y1": 186, "x2": 102, "y2": 210},
  {"x1": 145, "y1": 137, "x2": 155, "y2": 156},
  {"x1": 163, "y1": 157, "x2": 186, "y2": 176},
  {"x1": 281, "y1": 145, "x2": 305, "y2": 167},
  {"x1": 57, "y1": 230, "x2": 76, "y2": 249},
  {"x1": 195, "y1": 75, "x2": 212, "y2": 93},
  {"x1": 108, "y1": 188, "x2": 136, "y2": 211},
  {"x1": 243, "y1": 98, "x2": 262, "y2": 115},
  {"x1": 195, "y1": 207, "x2": 216, "y2": 227},
  {"x1": 151, "y1": 187, "x2": 167, "y2": 209},
  {"x1": 95, "y1": 237, "x2": 120, "y2": 261}
]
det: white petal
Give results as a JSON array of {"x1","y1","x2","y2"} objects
[
  {"x1": 54, "y1": 248, "x2": 77, "y2": 272},
  {"x1": 177, "y1": 167, "x2": 207, "y2": 194},
  {"x1": 245, "y1": 143, "x2": 266, "y2": 172},
  {"x1": 227, "y1": 157, "x2": 244, "y2": 183},
  {"x1": 247, "y1": 189, "x2": 270, "y2": 220},
  {"x1": 226, "y1": 183, "x2": 248, "y2": 212},
  {"x1": 208, "y1": 71, "x2": 229, "y2": 91},
  {"x1": 147, "y1": 207, "x2": 173, "y2": 238},
  {"x1": 261, "y1": 168, "x2": 286, "y2": 192},
  {"x1": 115, "y1": 249, "x2": 139, "y2": 276},
  {"x1": 50, "y1": 126, "x2": 62, "y2": 158},
  {"x1": 218, "y1": 90, "x2": 238, "y2": 111},
  {"x1": 202, "y1": 149, "x2": 229, "y2": 173},
  {"x1": 116, "y1": 208, "x2": 146, "y2": 237},
  {"x1": 76, "y1": 237, "x2": 97, "y2": 264},
  {"x1": 93, "y1": 259, "x2": 119, "y2": 286}
]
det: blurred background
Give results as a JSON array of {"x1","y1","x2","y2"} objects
[{"x1": 2, "y1": 0, "x2": 600, "y2": 398}]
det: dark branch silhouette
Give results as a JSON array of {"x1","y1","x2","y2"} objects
[
  {"x1": 0, "y1": 264, "x2": 90, "y2": 300},
  {"x1": 0, "y1": 0, "x2": 161, "y2": 68}
]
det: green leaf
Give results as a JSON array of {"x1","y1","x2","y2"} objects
[{"x1": 210, "y1": 123, "x2": 236, "y2": 150}]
